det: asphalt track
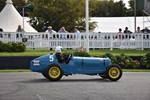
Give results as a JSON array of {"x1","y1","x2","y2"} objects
[{"x1": 0, "y1": 72, "x2": 150, "y2": 100}]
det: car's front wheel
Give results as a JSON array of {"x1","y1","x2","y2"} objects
[
  {"x1": 106, "y1": 64, "x2": 122, "y2": 81},
  {"x1": 46, "y1": 64, "x2": 63, "y2": 81},
  {"x1": 42, "y1": 73, "x2": 49, "y2": 79}
]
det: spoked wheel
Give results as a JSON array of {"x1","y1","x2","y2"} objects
[
  {"x1": 46, "y1": 64, "x2": 63, "y2": 81},
  {"x1": 106, "y1": 64, "x2": 122, "y2": 81}
]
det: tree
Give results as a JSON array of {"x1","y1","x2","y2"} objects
[
  {"x1": 89, "y1": 0, "x2": 127, "y2": 17},
  {"x1": 0, "y1": 0, "x2": 5, "y2": 12},
  {"x1": 127, "y1": 0, "x2": 143, "y2": 16},
  {"x1": 113, "y1": 0, "x2": 127, "y2": 17},
  {"x1": 28, "y1": 0, "x2": 97, "y2": 32}
]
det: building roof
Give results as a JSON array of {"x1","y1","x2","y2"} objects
[
  {"x1": 92, "y1": 17, "x2": 150, "y2": 33},
  {"x1": 0, "y1": 0, "x2": 37, "y2": 32}
]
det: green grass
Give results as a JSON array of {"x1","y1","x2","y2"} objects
[
  {"x1": 0, "y1": 69, "x2": 149, "y2": 72},
  {"x1": 89, "y1": 49, "x2": 150, "y2": 56},
  {"x1": 0, "y1": 49, "x2": 51, "y2": 56},
  {"x1": 0, "y1": 69, "x2": 31, "y2": 72},
  {"x1": 123, "y1": 69, "x2": 150, "y2": 72},
  {"x1": 0, "y1": 48, "x2": 150, "y2": 56}
]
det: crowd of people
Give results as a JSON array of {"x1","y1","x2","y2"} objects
[
  {"x1": 45, "y1": 26, "x2": 80, "y2": 39},
  {"x1": 44, "y1": 26, "x2": 85, "y2": 52},
  {"x1": 1, "y1": 24, "x2": 150, "y2": 40},
  {"x1": 44, "y1": 25, "x2": 150, "y2": 40},
  {"x1": 117, "y1": 26, "x2": 150, "y2": 39},
  {"x1": 118, "y1": 26, "x2": 150, "y2": 34}
]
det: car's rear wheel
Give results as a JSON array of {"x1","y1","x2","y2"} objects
[
  {"x1": 106, "y1": 64, "x2": 122, "y2": 81},
  {"x1": 46, "y1": 64, "x2": 63, "y2": 81},
  {"x1": 100, "y1": 74, "x2": 107, "y2": 79}
]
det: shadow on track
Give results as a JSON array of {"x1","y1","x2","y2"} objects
[{"x1": 17, "y1": 77, "x2": 116, "y2": 84}]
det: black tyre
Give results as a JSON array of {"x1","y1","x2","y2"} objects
[
  {"x1": 42, "y1": 73, "x2": 49, "y2": 79},
  {"x1": 106, "y1": 64, "x2": 122, "y2": 81},
  {"x1": 46, "y1": 64, "x2": 63, "y2": 81},
  {"x1": 100, "y1": 75, "x2": 107, "y2": 79}
]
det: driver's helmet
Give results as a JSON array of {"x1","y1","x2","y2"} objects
[{"x1": 55, "y1": 46, "x2": 63, "y2": 53}]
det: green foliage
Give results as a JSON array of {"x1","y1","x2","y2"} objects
[
  {"x1": 16, "y1": 42, "x2": 26, "y2": 52},
  {"x1": 90, "y1": 0, "x2": 127, "y2": 17},
  {"x1": 73, "y1": 51, "x2": 91, "y2": 57},
  {"x1": 62, "y1": 51, "x2": 72, "y2": 58},
  {"x1": 131, "y1": 60, "x2": 140, "y2": 69},
  {"x1": 9, "y1": 42, "x2": 18, "y2": 52},
  {"x1": 0, "y1": 41, "x2": 26, "y2": 52},
  {"x1": 102, "y1": 53, "x2": 116, "y2": 64},
  {"x1": 0, "y1": 41, "x2": 9, "y2": 52},
  {"x1": 28, "y1": 0, "x2": 97, "y2": 32},
  {"x1": 0, "y1": 41, "x2": 4, "y2": 52},
  {"x1": 62, "y1": 51, "x2": 91, "y2": 59},
  {"x1": 101, "y1": 53, "x2": 140, "y2": 69},
  {"x1": 0, "y1": 0, "x2": 5, "y2": 12},
  {"x1": 115, "y1": 53, "x2": 133, "y2": 69},
  {"x1": 140, "y1": 52, "x2": 150, "y2": 69}
]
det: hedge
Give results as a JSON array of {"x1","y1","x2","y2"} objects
[{"x1": 0, "y1": 41, "x2": 26, "y2": 52}]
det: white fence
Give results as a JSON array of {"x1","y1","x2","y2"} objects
[{"x1": 0, "y1": 32, "x2": 150, "y2": 50}]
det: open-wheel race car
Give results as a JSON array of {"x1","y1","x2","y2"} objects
[{"x1": 30, "y1": 52, "x2": 122, "y2": 81}]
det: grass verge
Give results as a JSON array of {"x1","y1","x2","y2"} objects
[
  {"x1": 122, "y1": 69, "x2": 150, "y2": 72},
  {"x1": 0, "y1": 48, "x2": 150, "y2": 56},
  {"x1": 0, "y1": 69, "x2": 31, "y2": 72}
]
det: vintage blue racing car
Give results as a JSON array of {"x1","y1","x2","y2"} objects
[{"x1": 30, "y1": 53, "x2": 122, "y2": 81}]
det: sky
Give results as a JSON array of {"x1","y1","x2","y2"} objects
[{"x1": 114, "y1": 0, "x2": 130, "y2": 8}]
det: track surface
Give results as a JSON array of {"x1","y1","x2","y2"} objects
[{"x1": 0, "y1": 72, "x2": 150, "y2": 100}]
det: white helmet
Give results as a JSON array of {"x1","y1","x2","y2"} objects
[{"x1": 55, "y1": 46, "x2": 63, "y2": 53}]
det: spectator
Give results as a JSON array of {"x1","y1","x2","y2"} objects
[
  {"x1": 45, "y1": 26, "x2": 56, "y2": 39},
  {"x1": 118, "y1": 28, "x2": 122, "y2": 33},
  {"x1": 141, "y1": 27, "x2": 150, "y2": 33},
  {"x1": 124, "y1": 27, "x2": 132, "y2": 34},
  {"x1": 124, "y1": 27, "x2": 132, "y2": 39},
  {"x1": 16, "y1": 25, "x2": 24, "y2": 38},
  {"x1": 141, "y1": 27, "x2": 150, "y2": 39},
  {"x1": 58, "y1": 26, "x2": 68, "y2": 39},
  {"x1": 58, "y1": 26, "x2": 68, "y2": 33},
  {"x1": 118, "y1": 28, "x2": 122, "y2": 39},
  {"x1": 16, "y1": 25, "x2": 24, "y2": 32},
  {"x1": 0, "y1": 28, "x2": 3, "y2": 38},
  {"x1": 74, "y1": 28, "x2": 80, "y2": 39},
  {"x1": 136, "y1": 26, "x2": 141, "y2": 33}
]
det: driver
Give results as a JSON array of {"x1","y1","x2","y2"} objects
[{"x1": 55, "y1": 46, "x2": 65, "y2": 63}]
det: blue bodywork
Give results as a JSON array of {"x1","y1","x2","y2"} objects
[{"x1": 30, "y1": 53, "x2": 112, "y2": 76}]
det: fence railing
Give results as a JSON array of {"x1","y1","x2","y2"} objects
[{"x1": 0, "y1": 32, "x2": 150, "y2": 50}]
